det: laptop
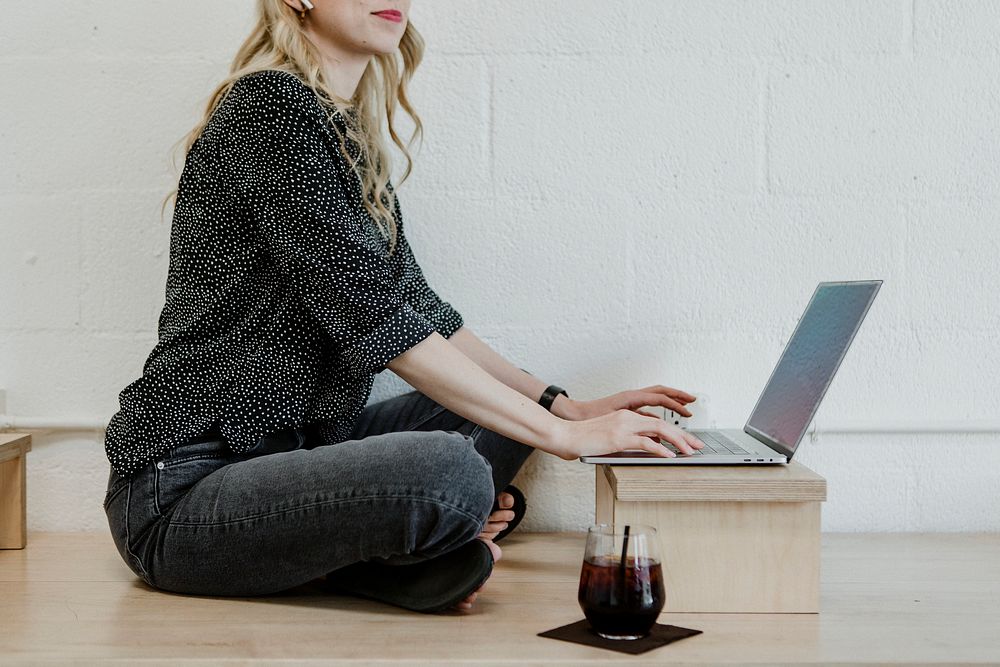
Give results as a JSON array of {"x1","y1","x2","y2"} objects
[{"x1": 580, "y1": 280, "x2": 882, "y2": 465}]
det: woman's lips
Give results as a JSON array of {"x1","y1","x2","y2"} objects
[{"x1": 372, "y1": 9, "x2": 403, "y2": 23}]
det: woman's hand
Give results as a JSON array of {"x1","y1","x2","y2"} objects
[
  {"x1": 550, "y1": 409, "x2": 704, "y2": 461},
  {"x1": 565, "y1": 384, "x2": 698, "y2": 421}
]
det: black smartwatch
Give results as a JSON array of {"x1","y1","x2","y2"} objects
[{"x1": 538, "y1": 384, "x2": 569, "y2": 412}]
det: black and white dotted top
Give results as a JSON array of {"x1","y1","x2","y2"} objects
[{"x1": 104, "y1": 69, "x2": 464, "y2": 479}]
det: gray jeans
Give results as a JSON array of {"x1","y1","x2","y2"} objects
[{"x1": 102, "y1": 389, "x2": 536, "y2": 596}]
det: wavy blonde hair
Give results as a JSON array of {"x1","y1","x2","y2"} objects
[{"x1": 160, "y1": 0, "x2": 425, "y2": 256}]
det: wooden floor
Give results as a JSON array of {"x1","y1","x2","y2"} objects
[{"x1": 1, "y1": 531, "x2": 999, "y2": 665}]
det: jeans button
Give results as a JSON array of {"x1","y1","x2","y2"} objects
[{"x1": 156, "y1": 461, "x2": 165, "y2": 469}]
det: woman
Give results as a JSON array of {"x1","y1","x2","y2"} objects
[{"x1": 102, "y1": 0, "x2": 704, "y2": 614}]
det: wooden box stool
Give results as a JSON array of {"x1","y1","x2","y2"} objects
[
  {"x1": 0, "y1": 433, "x2": 32, "y2": 549},
  {"x1": 595, "y1": 460, "x2": 826, "y2": 613}
]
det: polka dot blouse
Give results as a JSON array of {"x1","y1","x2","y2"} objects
[{"x1": 104, "y1": 69, "x2": 464, "y2": 479}]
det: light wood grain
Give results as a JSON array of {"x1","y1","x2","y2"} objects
[
  {"x1": 605, "y1": 460, "x2": 827, "y2": 502},
  {"x1": 1, "y1": 531, "x2": 998, "y2": 664},
  {"x1": 597, "y1": 462, "x2": 824, "y2": 612},
  {"x1": 0, "y1": 433, "x2": 31, "y2": 549},
  {"x1": 0, "y1": 433, "x2": 32, "y2": 462},
  {"x1": 618, "y1": 500, "x2": 821, "y2": 613}
]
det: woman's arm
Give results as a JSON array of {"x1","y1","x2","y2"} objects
[
  {"x1": 387, "y1": 331, "x2": 571, "y2": 459},
  {"x1": 388, "y1": 331, "x2": 689, "y2": 460},
  {"x1": 446, "y1": 326, "x2": 581, "y2": 420}
]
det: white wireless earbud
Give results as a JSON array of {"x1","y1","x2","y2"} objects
[{"x1": 302, "y1": 0, "x2": 315, "y2": 9}]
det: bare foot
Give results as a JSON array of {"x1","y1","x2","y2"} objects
[{"x1": 450, "y1": 491, "x2": 516, "y2": 611}]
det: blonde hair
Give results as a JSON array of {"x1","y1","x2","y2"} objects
[{"x1": 160, "y1": 0, "x2": 425, "y2": 256}]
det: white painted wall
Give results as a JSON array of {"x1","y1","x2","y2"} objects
[{"x1": 2, "y1": 1, "x2": 998, "y2": 534}]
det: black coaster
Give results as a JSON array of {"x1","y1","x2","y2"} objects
[{"x1": 538, "y1": 618, "x2": 702, "y2": 655}]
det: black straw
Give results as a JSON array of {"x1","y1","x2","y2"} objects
[{"x1": 619, "y1": 524, "x2": 631, "y2": 595}]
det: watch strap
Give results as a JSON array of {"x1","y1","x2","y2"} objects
[{"x1": 539, "y1": 384, "x2": 568, "y2": 412}]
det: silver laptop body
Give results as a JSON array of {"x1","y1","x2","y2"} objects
[{"x1": 579, "y1": 280, "x2": 882, "y2": 465}]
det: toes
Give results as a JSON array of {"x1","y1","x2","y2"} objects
[
  {"x1": 485, "y1": 520, "x2": 509, "y2": 533},
  {"x1": 450, "y1": 579, "x2": 487, "y2": 611},
  {"x1": 489, "y1": 509, "x2": 515, "y2": 522},
  {"x1": 499, "y1": 491, "x2": 515, "y2": 509},
  {"x1": 451, "y1": 591, "x2": 477, "y2": 611}
]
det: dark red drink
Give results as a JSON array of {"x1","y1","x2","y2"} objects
[{"x1": 578, "y1": 554, "x2": 666, "y2": 638}]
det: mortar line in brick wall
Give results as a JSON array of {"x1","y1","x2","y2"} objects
[
  {"x1": 757, "y1": 62, "x2": 771, "y2": 196},
  {"x1": 486, "y1": 58, "x2": 495, "y2": 199},
  {"x1": 75, "y1": 214, "x2": 83, "y2": 329},
  {"x1": 908, "y1": 0, "x2": 916, "y2": 59},
  {"x1": 624, "y1": 222, "x2": 633, "y2": 327},
  {"x1": 899, "y1": 198, "x2": 910, "y2": 329}
]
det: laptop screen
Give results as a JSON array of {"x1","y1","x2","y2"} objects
[{"x1": 744, "y1": 280, "x2": 881, "y2": 458}]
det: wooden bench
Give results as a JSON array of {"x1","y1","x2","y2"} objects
[{"x1": 0, "y1": 433, "x2": 32, "y2": 549}]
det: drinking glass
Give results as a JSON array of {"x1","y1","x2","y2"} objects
[{"x1": 577, "y1": 523, "x2": 666, "y2": 640}]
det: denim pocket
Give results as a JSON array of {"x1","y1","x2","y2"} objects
[
  {"x1": 104, "y1": 479, "x2": 151, "y2": 581},
  {"x1": 153, "y1": 439, "x2": 233, "y2": 518},
  {"x1": 103, "y1": 467, "x2": 130, "y2": 511}
]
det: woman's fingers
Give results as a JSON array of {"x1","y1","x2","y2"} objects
[
  {"x1": 632, "y1": 435, "x2": 675, "y2": 457},
  {"x1": 634, "y1": 413, "x2": 696, "y2": 455},
  {"x1": 636, "y1": 391, "x2": 693, "y2": 417},
  {"x1": 621, "y1": 410, "x2": 706, "y2": 456},
  {"x1": 659, "y1": 430, "x2": 694, "y2": 455},
  {"x1": 638, "y1": 385, "x2": 698, "y2": 403},
  {"x1": 627, "y1": 403, "x2": 704, "y2": 452},
  {"x1": 684, "y1": 432, "x2": 705, "y2": 450},
  {"x1": 603, "y1": 409, "x2": 706, "y2": 459}
]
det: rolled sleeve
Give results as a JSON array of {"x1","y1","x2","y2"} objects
[
  {"x1": 393, "y1": 201, "x2": 465, "y2": 339},
  {"x1": 341, "y1": 302, "x2": 436, "y2": 375},
  {"x1": 216, "y1": 70, "x2": 435, "y2": 376}
]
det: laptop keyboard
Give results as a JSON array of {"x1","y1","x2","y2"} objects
[{"x1": 662, "y1": 431, "x2": 751, "y2": 456}]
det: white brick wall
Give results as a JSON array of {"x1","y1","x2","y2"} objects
[{"x1": 2, "y1": 1, "x2": 997, "y2": 533}]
